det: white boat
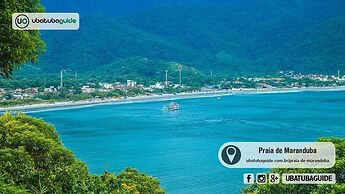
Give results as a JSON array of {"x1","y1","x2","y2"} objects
[{"x1": 162, "y1": 102, "x2": 180, "y2": 111}]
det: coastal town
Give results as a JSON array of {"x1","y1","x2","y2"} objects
[
  {"x1": 1, "y1": 71, "x2": 345, "y2": 108},
  {"x1": 0, "y1": 71, "x2": 345, "y2": 107}
]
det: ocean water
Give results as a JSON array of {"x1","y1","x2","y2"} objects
[{"x1": 29, "y1": 90, "x2": 345, "y2": 193}]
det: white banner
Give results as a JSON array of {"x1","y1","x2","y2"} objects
[
  {"x1": 12, "y1": 13, "x2": 79, "y2": 30},
  {"x1": 218, "y1": 142, "x2": 335, "y2": 168}
]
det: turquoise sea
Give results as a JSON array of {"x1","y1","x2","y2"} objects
[{"x1": 29, "y1": 90, "x2": 345, "y2": 193}]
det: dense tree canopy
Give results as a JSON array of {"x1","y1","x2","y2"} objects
[
  {"x1": 37, "y1": 1, "x2": 345, "y2": 75},
  {"x1": 0, "y1": 112, "x2": 165, "y2": 193},
  {"x1": 0, "y1": 0, "x2": 45, "y2": 78}
]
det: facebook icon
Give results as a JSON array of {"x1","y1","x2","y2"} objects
[{"x1": 243, "y1": 173, "x2": 254, "y2": 184}]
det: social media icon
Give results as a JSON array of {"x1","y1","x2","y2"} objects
[
  {"x1": 256, "y1": 173, "x2": 267, "y2": 184},
  {"x1": 269, "y1": 173, "x2": 280, "y2": 184},
  {"x1": 243, "y1": 173, "x2": 254, "y2": 184}
]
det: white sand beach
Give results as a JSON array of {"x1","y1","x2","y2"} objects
[{"x1": 1, "y1": 86, "x2": 345, "y2": 112}]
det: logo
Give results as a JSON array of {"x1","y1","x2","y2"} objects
[
  {"x1": 282, "y1": 173, "x2": 336, "y2": 184},
  {"x1": 12, "y1": 13, "x2": 79, "y2": 30},
  {"x1": 256, "y1": 173, "x2": 267, "y2": 184},
  {"x1": 243, "y1": 173, "x2": 254, "y2": 184},
  {"x1": 218, "y1": 144, "x2": 241, "y2": 167},
  {"x1": 15, "y1": 14, "x2": 29, "y2": 29},
  {"x1": 269, "y1": 173, "x2": 280, "y2": 184}
]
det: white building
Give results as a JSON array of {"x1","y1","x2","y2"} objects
[
  {"x1": 150, "y1": 82, "x2": 164, "y2": 89},
  {"x1": 127, "y1": 80, "x2": 137, "y2": 87},
  {"x1": 99, "y1": 83, "x2": 113, "y2": 89},
  {"x1": 44, "y1": 86, "x2": 57, "y2": 92},
  {"x1": 81, "y1": 86, "x2": 96, "y2": 93}
]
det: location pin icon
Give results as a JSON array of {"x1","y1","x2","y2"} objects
[{"x1": 226, "y1": 146, "x2": 236, "y2": 163}]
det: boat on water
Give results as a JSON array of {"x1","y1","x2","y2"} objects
[{"x1": 162, "y1": 102, "x2": 180, "y2": 111}]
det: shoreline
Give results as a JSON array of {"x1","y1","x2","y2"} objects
[{"x1": 1, "y1": 86, "x2": 345, "y2": 112}]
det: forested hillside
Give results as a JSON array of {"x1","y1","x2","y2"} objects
[
  {"x1": 35, "y1": 0, "x2": 345, "y2": 76},
  {"x1": 268, "y1": 17, "x2": 345, "y2": 74}
]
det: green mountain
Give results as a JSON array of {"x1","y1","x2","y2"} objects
[
  {"x1": 35, "y1": 1, "x2": 345, "y2": 76},
  {"x1": 268, "y1": 17, "x2": 345, "y2": 74},
  {"x1": 86, "y1": 57, "x2": 206, "y2": 86},
  {"x1": 39, "y1": 16, "x2": 209, "y2": 73}
]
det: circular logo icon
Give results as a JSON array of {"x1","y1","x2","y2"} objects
[
  {"x1": 218, "y1": 144, "x2": 241, "y2": 167},
  {"x1": 15, "y1": 14, "x2": 30, "y2": 29}
]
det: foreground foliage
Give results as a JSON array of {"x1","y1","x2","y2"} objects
[
  {"x1": 0, "y1": 112, "x2": 164, "y2": 193},
  {"x1": 242, "y1": 138, "x2": 345, "y2": 194},
  {"x1": 0, "y1": 0, "x2": 45, "y2": 78}
]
